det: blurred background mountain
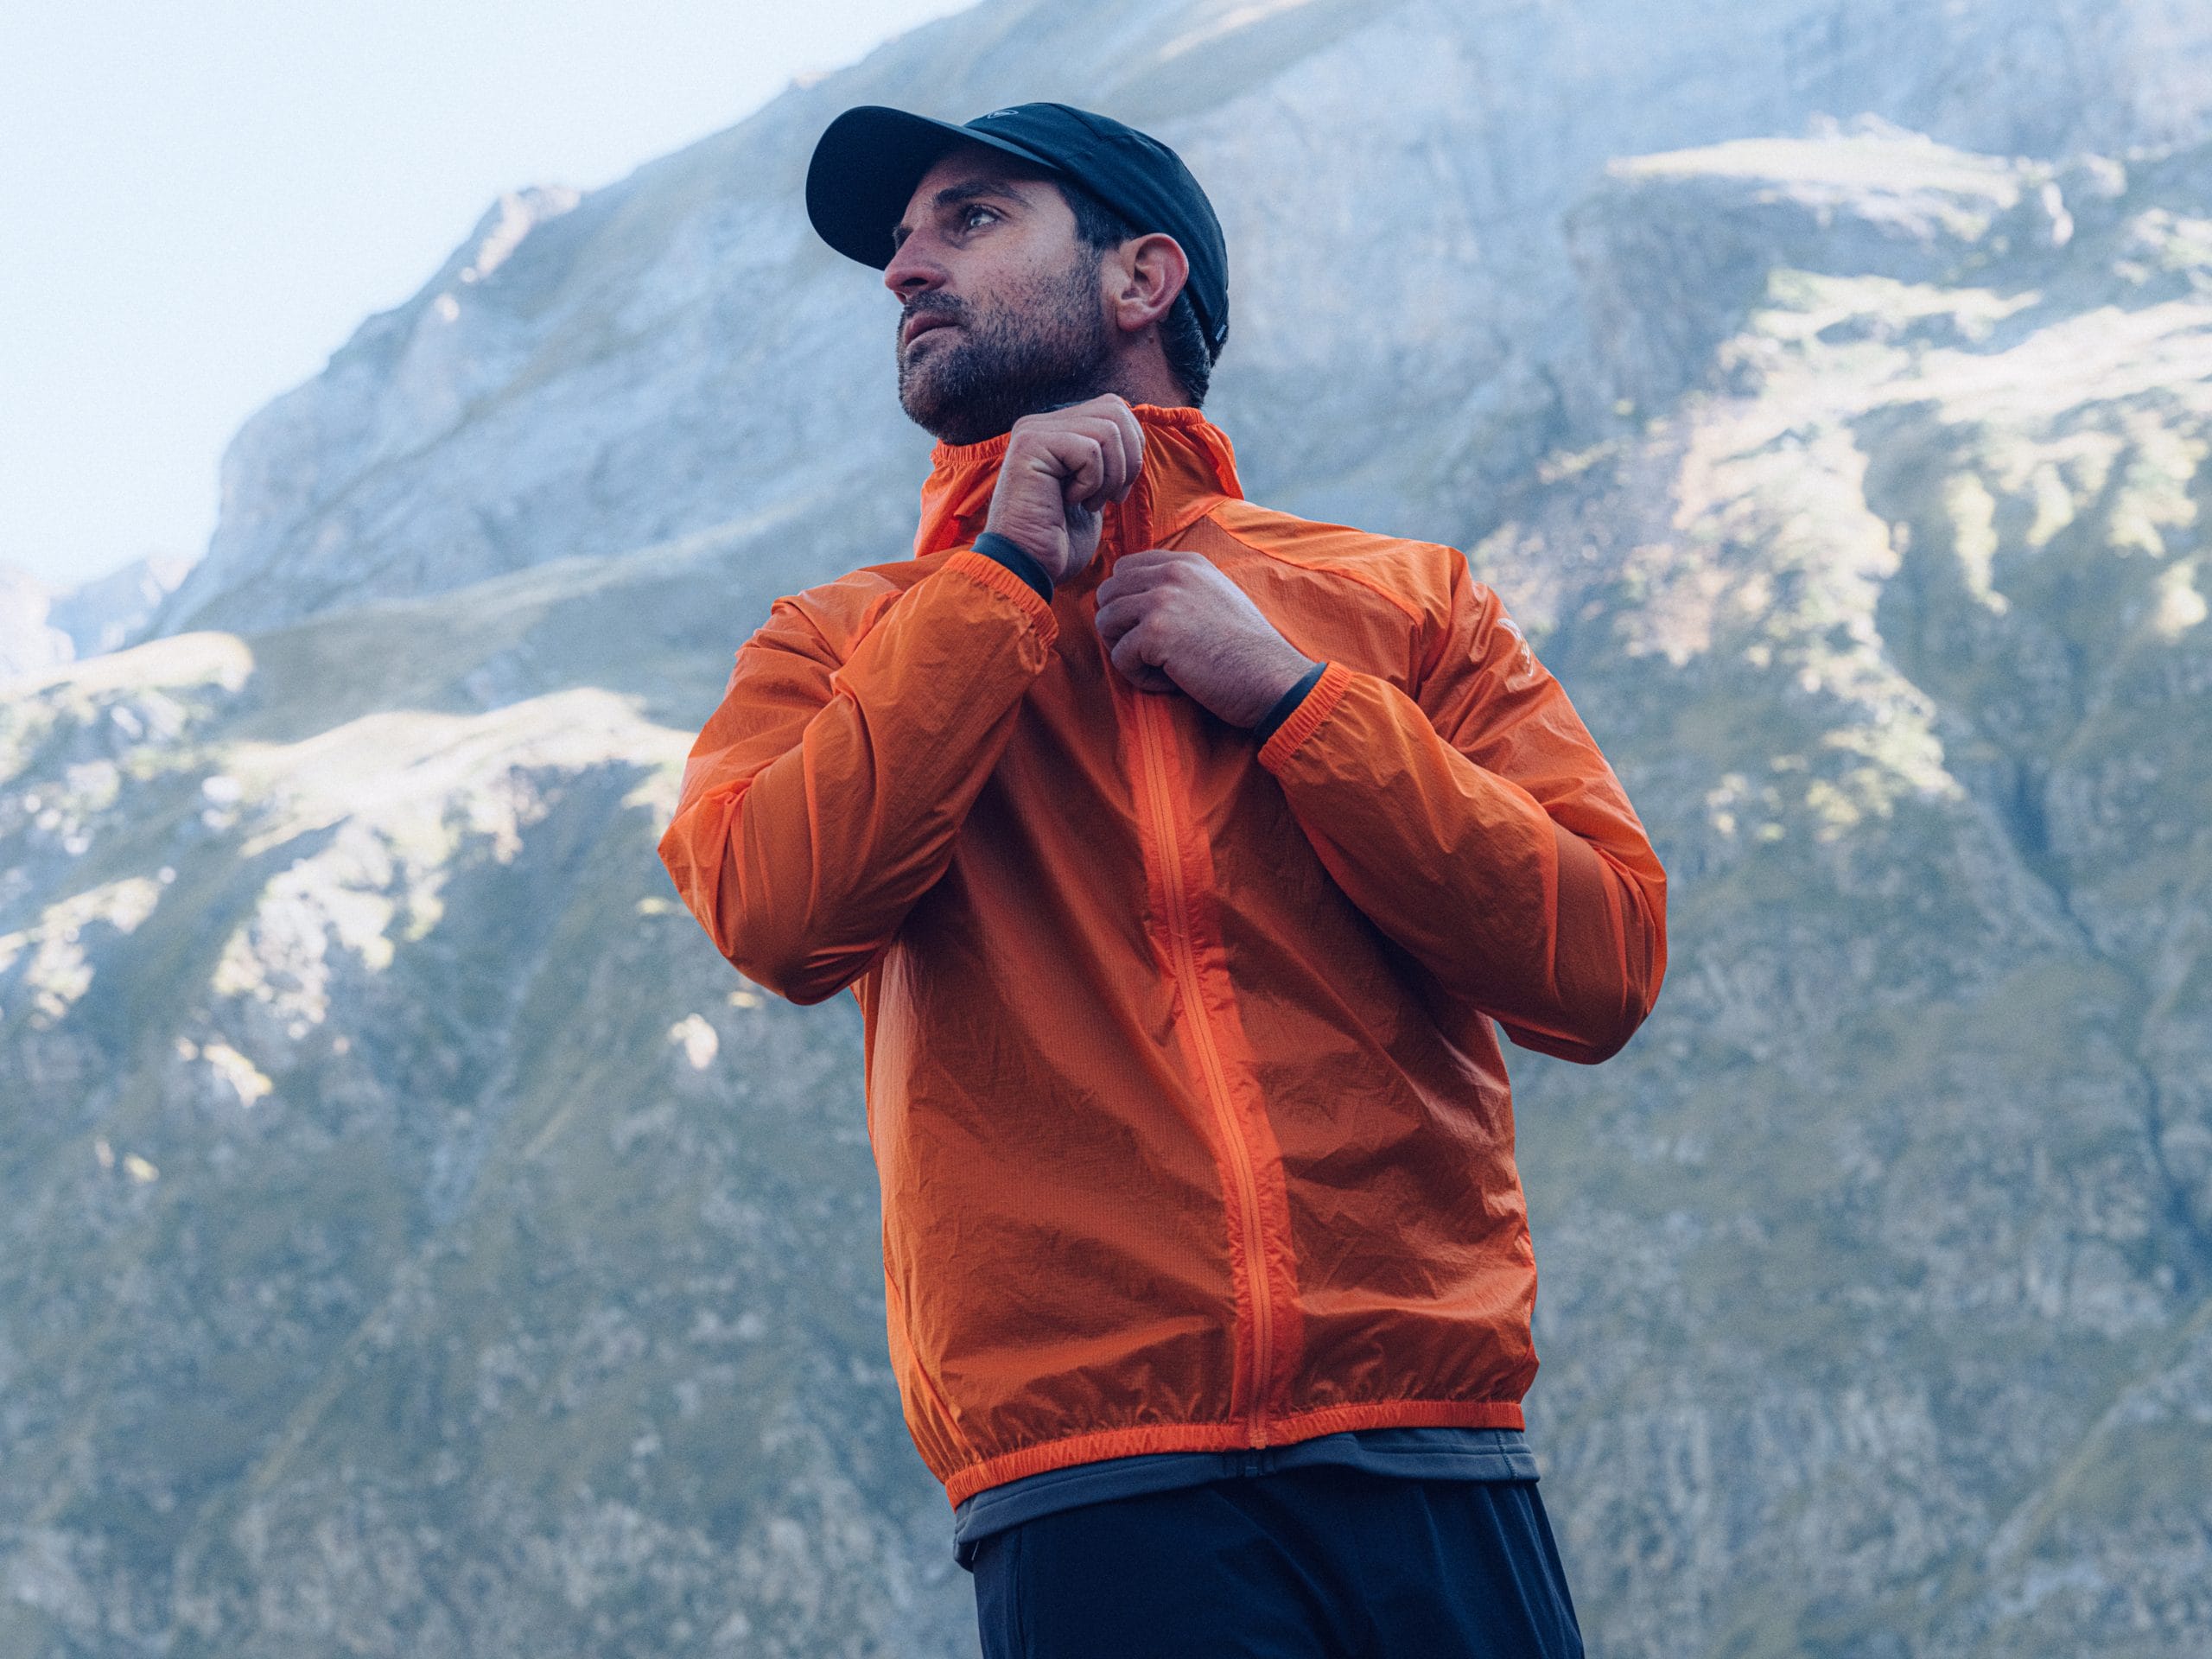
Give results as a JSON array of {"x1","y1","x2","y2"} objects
[{"x1": 5, "y1": 0, "x2": 2212, "y2": 1654}]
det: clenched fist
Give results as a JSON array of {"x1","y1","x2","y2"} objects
[
  {"x1": 982, "y1": 395, "x2": 1147, "y2": 586},
  {"x1": 1094, "y1": 549, "x2": 1319, "y2": 728}
]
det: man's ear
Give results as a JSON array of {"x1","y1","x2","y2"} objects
[{"x1": 1105, "y1": 233, "x2": 1191, "y2": 335}]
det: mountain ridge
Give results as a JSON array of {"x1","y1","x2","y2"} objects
[{"x1": 150, "y1": 0, "x2": 2212, "y2": 638}]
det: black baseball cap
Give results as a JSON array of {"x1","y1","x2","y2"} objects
[{"x1": 805, "y1": 102, "x2": 1230, "y2": 355}]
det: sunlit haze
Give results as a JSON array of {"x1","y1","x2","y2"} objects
[{"x1": 0, "y1": 0, "x2": 976, "y2": 589}]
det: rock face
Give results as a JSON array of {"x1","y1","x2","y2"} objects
[
  {"x1": 154, "y1": 0, "x2": 2212, "y2": 638},
  {"x1": 47, "y1": 556, "x2": 196, "y2": 662},
  {"x1": 6, "y1": 2, "x2": 2212, "y2": 1656},
  {"x1": 1, "y1": 556, "x2": 194, "y2": 683}
]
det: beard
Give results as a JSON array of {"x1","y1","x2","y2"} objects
[{"x1": 896, "y1": 255, "x2": 1116, "y2": 447}]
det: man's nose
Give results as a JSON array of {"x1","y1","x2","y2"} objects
[{"x1": 883, "y1": 237, "x2": 944, "y2": 300}]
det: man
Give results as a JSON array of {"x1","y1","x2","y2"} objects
[{"x1": 660, "y1": 101, "x2": 1666, "y2": 1658}]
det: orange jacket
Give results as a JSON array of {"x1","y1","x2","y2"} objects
[{"x1": 660, "y1": 406, "x2": 1666, "y2": 1505}]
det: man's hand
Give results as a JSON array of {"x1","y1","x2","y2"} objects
[
  {"x1": 1094, "y1": 550, "x2": 1319, "y2": 728},
  {"x1": 982, "y1": 395, "x2": 1147, "y2": 586}
]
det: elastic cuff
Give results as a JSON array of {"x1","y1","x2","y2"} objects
[
  {"x1": 970, "y1": 531, "x2": 1054, "y2": 601},
  {"x1": 1252, "y1": 659, "x2": 1327, "y2": 744},
  {"x1": 1257, "y1": 661, "x2": 1356, "y2": 768},
  {"x1": 944, "y1": 550, "x2": 1059, "y2": 644}
]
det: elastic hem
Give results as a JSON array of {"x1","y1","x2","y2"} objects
[
  {"x1": 941, "y1": 1398, "x2": 1528, "y2": 1507},
  {"x1": 944, "y1": 549, "x2": 1059, "y2": 644},
  {"x1": 1256, "y1": 660, "x2": 1355, "y2": 768}
]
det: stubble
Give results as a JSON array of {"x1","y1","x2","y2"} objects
[{"x1": 897, "y1": 254, "x2": 1115, "y2": 447}]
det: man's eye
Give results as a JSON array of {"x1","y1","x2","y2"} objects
[{"x1": 962, "y1": 206, "x2": 996, "y2": 231}]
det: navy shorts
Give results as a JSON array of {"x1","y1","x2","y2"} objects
[{"x1": 971, "y1": 1465, "x2": 1584, "y2": 1659}]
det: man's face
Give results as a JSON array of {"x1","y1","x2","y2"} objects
[{"x1": 885, "y1": 147, "x2": 1116, "y2": 447}]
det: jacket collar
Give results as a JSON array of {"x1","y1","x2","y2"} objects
[{"x1": 912, "y1": 405, "x2": 1245, "y2": 579}]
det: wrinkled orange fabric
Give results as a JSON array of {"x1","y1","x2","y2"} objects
[{"x1": 660, "y1": 406, "x2": 1666, "y2": 1506}]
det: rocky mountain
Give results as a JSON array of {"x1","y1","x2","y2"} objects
[
  {"x1": 48, "y1": 558, "x2": 196, "y2": 664},
  {"x1": 0, "y1": 556, "x2": 194, "y2": 682},
  {"x1": 6, "y1": 1, "x2": 2211, "y2": 1656}
]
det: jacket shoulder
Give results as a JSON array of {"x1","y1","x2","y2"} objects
[
  {"x1": 760, "y1": 554, "x2": 950, "y2": 662},
  {"x1": 1198, "y1": 499, "x2": 1472, "y2": 629}
]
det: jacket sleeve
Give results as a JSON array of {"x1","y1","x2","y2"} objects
[
  {"x1": 1256, "y1": 560, "x2": 1667, "y2": 1063},
  {"x1": 658, "y1": 550, "x2": 1058, "y2": 1005}
]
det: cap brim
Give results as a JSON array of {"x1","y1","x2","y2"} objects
[{"x1": 806, "y1": 105, "x2": 1066, "y2": 270}]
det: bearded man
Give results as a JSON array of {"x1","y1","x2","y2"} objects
[{"x1": 661, "y1": 102, "x2": 1667, "y2": 1659}]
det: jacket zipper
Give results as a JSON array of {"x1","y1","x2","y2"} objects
[{"x1": 1133, "y1": 693, "x2": 1274, "y2": 1447}]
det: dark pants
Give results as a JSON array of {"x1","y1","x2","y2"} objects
[{"x1": 971, "y1": 1467, "x2": 1584, "y2": 1659}]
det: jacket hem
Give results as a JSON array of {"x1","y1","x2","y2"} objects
[
  {"x1": 939, "y1": 1398, "x2": 1529, "y2": 1507},
  {"x1": 1256, "y1": 660, "x2": 1355, "y2": 769},
  {"x1": 944, "y1": 548, "x2": 1059, "y2": 645}
]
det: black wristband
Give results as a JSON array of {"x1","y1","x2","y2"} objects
[
  {"x1": 1253, "y1": 660, "x2": 1328, "y2": 745},
  {"x1": 970, "y1": 531, "x2": 1054, "y2": 602}
]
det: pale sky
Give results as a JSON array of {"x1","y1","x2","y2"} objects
[{"x1": 0, "y1": 0, "x2": 976, "y2": 590}]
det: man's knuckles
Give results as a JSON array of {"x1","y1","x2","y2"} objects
[
  {"x1": 1110, "y1": 632, "x2": 1172, "y2": 678},
  {"x1": 1122, "y1": 548, "x2": 1201, "y2": 577},
  {"x1": 1008, "y1": 402, "x2": 1142, "y2": 493}
]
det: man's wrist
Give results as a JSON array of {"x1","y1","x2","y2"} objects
[
  {"x1": 1252, "y1": 658, "x2": 1328, "y2": 743},
  {"x1": 972, "y1": 531, "x2": 1054, "y2": 601}
]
